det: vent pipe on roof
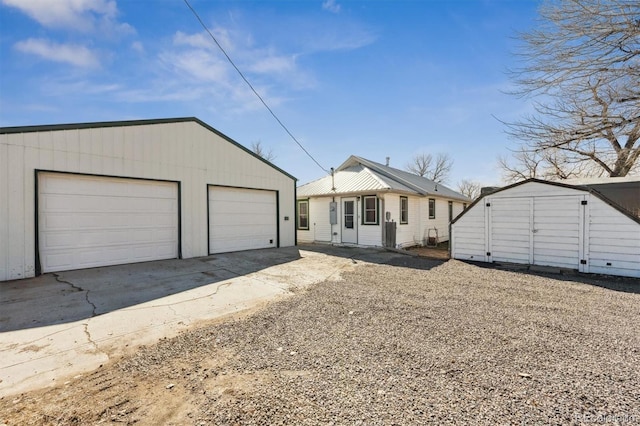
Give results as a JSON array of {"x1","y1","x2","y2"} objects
[
  {"x1": 385, "y1": 156, "x2": 390, "y2": 166},
  {"x1": 331, "y1": 167, "x2": 335, "y2": 191}
]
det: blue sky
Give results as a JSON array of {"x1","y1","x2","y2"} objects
[{"x1": 0, "y1": 0, "x2": 540, "y2": 187}]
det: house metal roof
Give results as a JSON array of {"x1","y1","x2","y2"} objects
[{"x1": 297, "y1": 155, "x2": 470, "y2": 201}]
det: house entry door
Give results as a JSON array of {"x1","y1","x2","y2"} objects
[{"x1": 342, "y1": 197, "x2": 358, "y2": 244}]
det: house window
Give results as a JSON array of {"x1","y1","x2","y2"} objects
[
  {"x1": 400, "y1": 196, "x2": 408, "y2": 224},
  {"x1": 297, "y1": 200, "x2": 309, "y2": 230},
  {"x1": 362, "y1": 195, "x2": 378, "y2": 225},
  {"x1": 448, "y1": 201, "x2": 453, "y2": 222},
  {"x1": 428, "y1": 198, "x2": 436, "y2": 219}
]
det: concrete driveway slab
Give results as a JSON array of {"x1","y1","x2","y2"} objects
[{"x1": 1, "y1": 245, "x2": 404, "y2": 397}]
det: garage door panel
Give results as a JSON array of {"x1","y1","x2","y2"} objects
[
  {"x1": 209, "y1": 186, "x2": 277, "y2": 254},
  {"x1": 39, "y1": 173, "x2": 179, "y2": 273}
]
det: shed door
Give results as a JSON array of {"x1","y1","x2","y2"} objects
[
  {"x1": 208, "y1": 186, "x2": 277, "y2": 254},
  {"x1": 532, "y1": 196, "x2": 582, "y2": 269},
  {"x1": 38, "y1": 173, "x2": 179, "y2": 273},
  {"x1": 489, "y1": 195, "x2": 583, "y2": 269},
  {"x1": 489, "y1": 197, "x2": 532, "y2": 264}
]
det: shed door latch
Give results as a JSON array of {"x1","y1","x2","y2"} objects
[
  {"x1": 581, "y1": 200, "x2": 587, "y2": 205},
  {"x1": 580, "y1": 259, "x2": 587, "y2": 265}
]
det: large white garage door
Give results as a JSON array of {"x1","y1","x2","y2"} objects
[
  {"x1": 208, "y1": 186, "x2": 277, "y2": 254},
  {"x1": 38, "y1": 173, "x2": 179, "y2": 273}
]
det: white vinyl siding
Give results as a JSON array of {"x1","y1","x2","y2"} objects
[
  {"x1": 0, "y1": 120, "x2": 295, "y2": 281},
  {"x1": 208, "y1": 186, "x2": 277, "y2": 254},
  {"x1": 38, "y1": 173, "x2": 178, "y2": 272},
  {"x1": 298, "y1": 194, "x2": 466, "y2": 248},
  {"x1": 420, "y1": 197, "x2": 456, "y2": 243},
  {"x1": 296, "y1": 197, "x2": 335, "y2": 243}
]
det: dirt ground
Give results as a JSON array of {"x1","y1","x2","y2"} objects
[{"x1": 1, "y1": 256, "x2": 639, "y2": 425}]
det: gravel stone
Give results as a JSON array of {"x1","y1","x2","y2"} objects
[{"x1": 2, "y1": 256, "x2": 639, "y2": 425}]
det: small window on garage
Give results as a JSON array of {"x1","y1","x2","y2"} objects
[
  {"x1": 429, "y1": 198, "x2": 436, "y2": 219},
  {"x1": 400, "y1": 196, "x2": 408, "y2": 224},
  {"x1": 297, "y1": 199, "x2": 309, "y2": 230},
  {"x1": 362, "y1": 195, "x2": 379, "y2": 225}
]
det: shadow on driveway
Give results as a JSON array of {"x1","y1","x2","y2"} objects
[
  {"x1": 298, "y1": 243, "x2": 446, "y2": 271},
  {"x1": 0, "y1": 247, "x2": 302, "y2": 333}
]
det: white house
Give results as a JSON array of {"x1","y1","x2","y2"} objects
[
  {"x1": 296, "y1": 156, "x2": 470, "y2": 248},
  {"x1": 0, "y1": 117, "x2": 297, "y2": 282},
  {"x1": 451, "y1": 178, "x2": 640, "y2": 278}
]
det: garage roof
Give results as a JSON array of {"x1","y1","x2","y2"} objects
[{"x1": 0, "y1": 117, "x2": 296, "y2": 181}]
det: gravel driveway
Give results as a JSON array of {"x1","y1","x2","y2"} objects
[{"x1": 2, "y1": 251, "x2": 639, "y2": 425}]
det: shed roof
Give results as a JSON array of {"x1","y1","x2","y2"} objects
[
  {"x1": 451, "y1": 178, "x2": 640, "y2": 226},
  {"x1": 0, "y1": 117, "x2": 296, "y2": 181},
  {"x1": 298, "y1": 155, "x2": 470, "y2": 201}
]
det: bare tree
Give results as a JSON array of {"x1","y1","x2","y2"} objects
[
  {"x1": 498, "y1": 146, "x2": 608, "y2": 184},
  {"x1": 251, "y1": 141, "x2": 276, "y2": 162},
  {"x1": 456, "y1": 179, "x2": 481, "y2": 200},
  {"x1": 503, "y1": 0, "x2": 640, "y2": 178},
  {"x1": 405, "y1": 152, "x2": 452, "y2": 183}
]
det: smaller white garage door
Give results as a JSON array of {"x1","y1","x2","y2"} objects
[
  {"x1": 209, "y1": 186, "x2": 277, "y2": 254},
  {"x1": 38, "y1": 173, "x2": 179, "y2": 273}
]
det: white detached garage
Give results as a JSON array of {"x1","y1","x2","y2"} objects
[
  {"x1": 0, "y1": 117, "x2": 296, "y2": 281},
  {"x1": 451, "y1": 179, "x2": 640, "y2": 278}
]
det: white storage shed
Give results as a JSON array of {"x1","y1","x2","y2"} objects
[
  {"x1": 0, "y1": 117, "x2": 297, "y2": 282},
  {"x1": 451, "y1": 179, "x2": 640, "y2": 278}
]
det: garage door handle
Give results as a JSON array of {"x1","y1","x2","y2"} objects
[{"x1": 532, "y1": 229, "x2": 539, "y2": 233}]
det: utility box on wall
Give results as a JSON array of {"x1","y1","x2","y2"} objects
[{"x1": 329, "y1": 202, "x2": 338, "y2": 225}]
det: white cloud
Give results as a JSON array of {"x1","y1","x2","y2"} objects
[
  {"x1": 14, "y1": 38, "x2": 100, "y2": 68},
  {"x1": 249, "y1": 53, "x2": 296, "y2": 74},
  {"x1": 131, "y1": 41, "x2": 144, "y2": 53},
  {"x1": 1, "y1": 0, "x2": 132, "y2": 34},
  {"x1": 322, "y1": 0, "x2": 341, "y2": 14},
  {"x1": 173, "y1": 29, "x2": 234, "y2": 52}
]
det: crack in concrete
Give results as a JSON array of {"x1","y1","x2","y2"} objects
[
  {"x1": 54, "y1": 273, "x2": 97, "y2": 317},
  {"x1": 83, "y1": 322, "x2": 100, "y2": 353}
]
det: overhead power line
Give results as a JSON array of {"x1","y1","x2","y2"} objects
[{"x1": 183, "y1": 0, "x2": 329, "y2": 174}]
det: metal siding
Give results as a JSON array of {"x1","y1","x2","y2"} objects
[
  {"x1": 451, "y1": 201, "x2": 486, "y2": 261},
  {"x1": 0, "y1": 120, "x2": 295, "y2": 281},
  {"x1": 0, "y1": 141, "x2": 8, "y2": 281},
  {"x1": 588, "y1": 197, "x2": 640, "y2": 277}
]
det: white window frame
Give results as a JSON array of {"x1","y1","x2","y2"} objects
[
  {"x1": 428, "y1": 198, "x2": 436, "y2": 219},
  {"x1": 400, "y1": 196, "x2": 409, "y2": 224},
  {"x1": 297, "y1": 199, "x2": 309, "y2": 230},
  {"x1": 362, "y1": 195, "x2": 378, "y2": 225}
]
